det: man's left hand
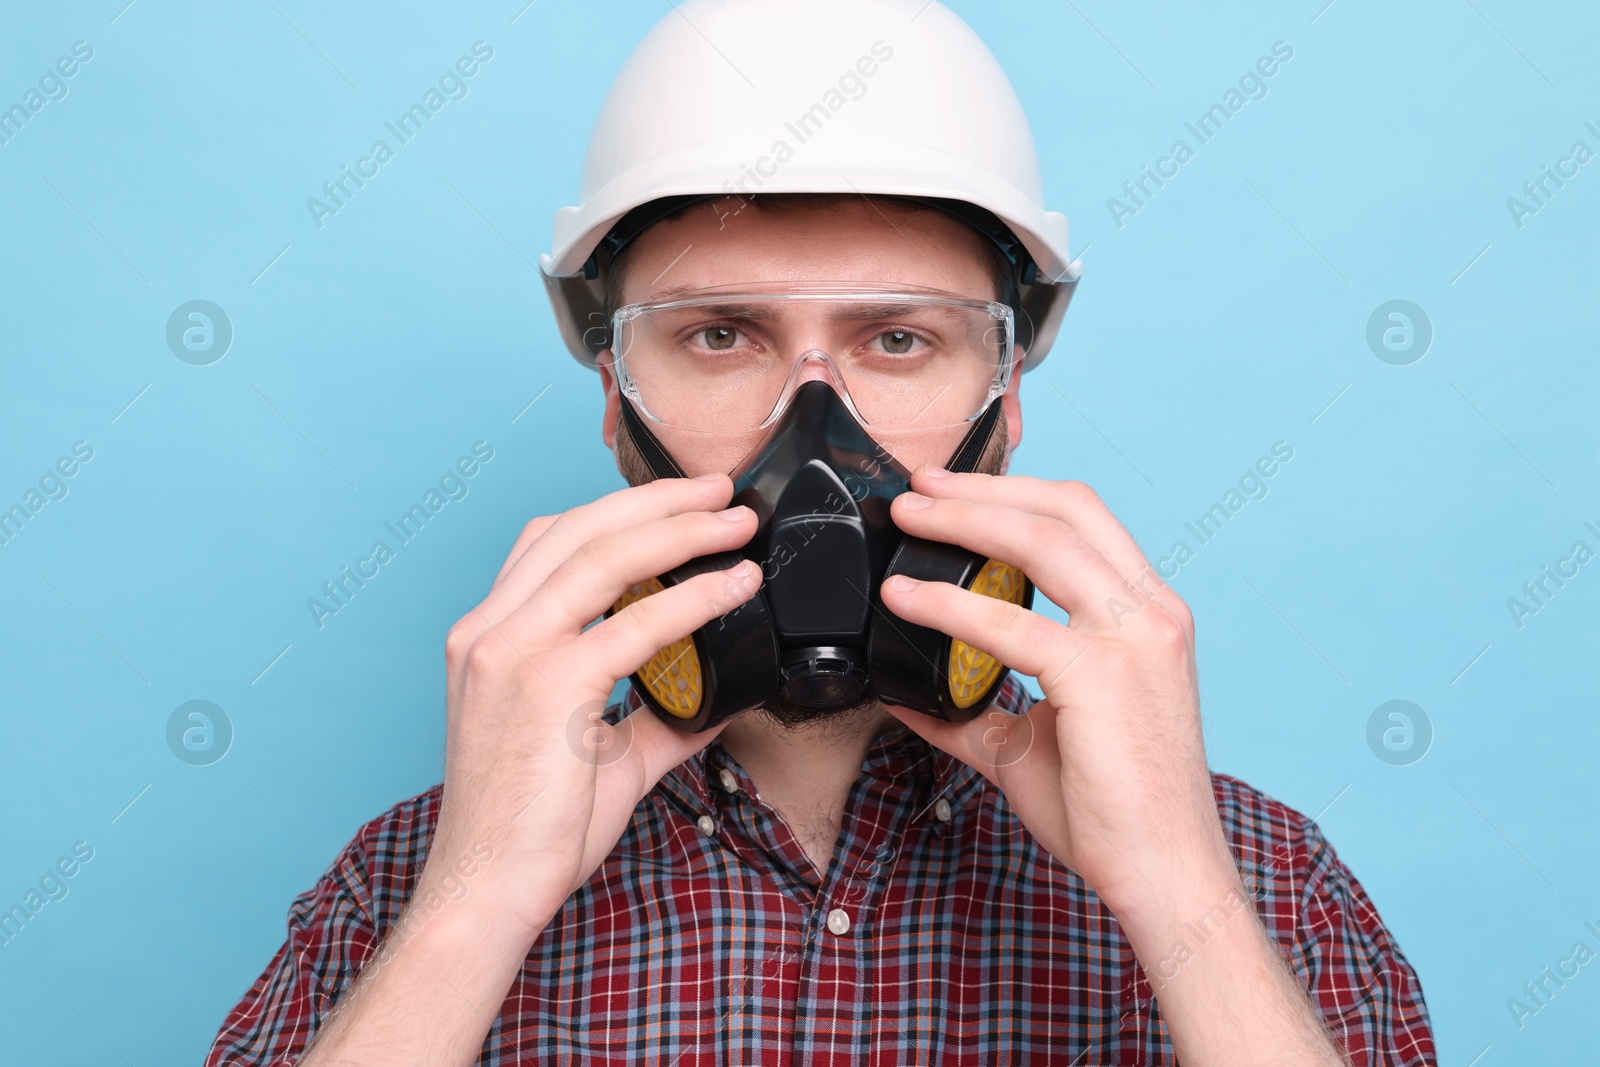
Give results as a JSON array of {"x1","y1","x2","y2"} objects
[
  {"x1": 879, "y1": 465, "x2": 1235, "y2": 918},
  {"x1": 878, "y1": 466, "x2": 1351, "y2": 1066}
]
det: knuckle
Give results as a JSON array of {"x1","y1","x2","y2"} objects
[
  {"x1": 572, "y1": 536, "x2": 607, "y2": 565},
  {"x1": 1059, "y1": 479, "x2": 1101, "y2": 509},
  {"x1": 1145, "y1": 608, "x2": 1188, "y2": 648},
  {"x1": 1166, "y1": 594, "x2": 1195, "y2": 634},
  {"x1": 622, "y1": 589, "x2": 665, "y2": 633},
  {"x1": 444, "y1": 619, "x2": 477, "y2": 668},
  {"x1": 521, "y1": 515, "x2": 553, "y2": 543},
  {"x1": 986, "y1": 595, "x2": 1025, "y2": 634},
  {"x1": 543, "y1": 509, "x2": 574, "y2": 539},
  {"x1": 540, "y1": 555, "x2": 581, "y2": 593},
  {"x1": 463, "y1": 635, "x2": 509, "y2": 677}
]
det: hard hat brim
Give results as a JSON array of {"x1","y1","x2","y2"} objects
[{"x1": 541, "y1": 142, "x2": 1081, "y2": 373}]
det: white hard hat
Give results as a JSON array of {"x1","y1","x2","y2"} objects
[{"x1": 539, "y1": 0, "x2": 1082, "y2": 373}]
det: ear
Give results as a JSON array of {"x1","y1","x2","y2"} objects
[
  {"x1": 597, "y1": 353, "x2": 620, "y2": 450},
  {"x1": 1000, "y1": 353, "x2": 1023, "y2": 467}
]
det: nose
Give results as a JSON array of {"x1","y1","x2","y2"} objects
[
  {"x1": 761, "y1": 348, "x2": 870, "y2": 429},
  {"x1": 789, "y1": 349, "x2": 845, "y2": 388}
]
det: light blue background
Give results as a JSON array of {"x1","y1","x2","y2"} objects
[{"x1": 1, "y1": 0, "x2": 1595, "y2": 1062}]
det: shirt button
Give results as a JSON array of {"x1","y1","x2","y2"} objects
[
  {"x1": 696, "y1": 814, "x2": 716, "y2": 837},
  {"x1": 826, "y1": 908, "x2": 851, "y2": 936},
  {"x1": 718, "y1": 768, "x2": 739, "y2": 793},
  {"x1": 933, "y1": 798, "x2": 952, "y2": 823}
]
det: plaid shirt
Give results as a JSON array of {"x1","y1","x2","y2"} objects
[{"x1": 207, "y1": 675, "x2": 1435, "y2": 1064}]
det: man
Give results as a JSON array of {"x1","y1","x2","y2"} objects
[{"x1": 208, "y1": 2, "x2": 1434, "y2": 1063}]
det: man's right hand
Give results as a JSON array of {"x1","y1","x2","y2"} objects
[
  {"x1": 424, "y1": 471, "x2": 760, "y2": 940},
  {"x1": 300, "y1": 473, "x2": 759, "y2": 1064}
]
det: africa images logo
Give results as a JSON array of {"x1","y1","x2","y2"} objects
[
  {"x1": 712, "y1": 39, "x2": 895, "y2": 218},
  {"x1": 1107, "y1": 40, "x2": 1294, "y2": 229},
  {"x1": 306, "y1": 442, "x2": 495, "y2": 629},
  {"x1": 0, "y1": 40, "x2": 94, "y2": 148},
  {"x1": 306, "y1": 41, "x2": 495, "y2": 229}
]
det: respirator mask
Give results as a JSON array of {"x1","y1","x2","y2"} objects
[{"x1": 605, "y1": 283, "x2": 1035, "y2": 731}]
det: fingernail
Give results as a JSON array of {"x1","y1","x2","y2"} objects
[
  {"x1": 888, "y1": 574, "x2": 919, "y2": 593},
  {"x1": 922, "y1": 464, "x2": 951, "y2": 479},
  {"x1": 718, "y1": 505, "x2": 750, "y2": 522},
  {"x1": 898, "y1": 492, "x2": 932, "y2": 511},
  {"x1": 694, "y1": 472, "x2": 725, "y2": 481}
]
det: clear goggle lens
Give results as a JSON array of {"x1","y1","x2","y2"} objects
[{"x1": 609, "y1": 284, "x2": 1015, "y2": 435}]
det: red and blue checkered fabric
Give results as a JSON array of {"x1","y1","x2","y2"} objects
[{"x1": 207, "y1": 675, "x2": 1435, "y2": 1064}]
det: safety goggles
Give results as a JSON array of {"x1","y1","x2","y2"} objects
[{"x1": 608, "y1": 283, "x2": 1016, "y2": 435}]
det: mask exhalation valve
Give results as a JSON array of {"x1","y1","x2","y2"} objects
[{"x1": 779, "y1": 646, "x2": 870, "y2": 708}]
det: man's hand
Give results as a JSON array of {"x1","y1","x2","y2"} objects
[
  {"x1": 879, "y1": 468, "x2": 1221, "y2": 909},
  {"x1": 878, "y1": 466, "x2": 1349, "y2": 1067},
  {"x1": 427, "y1": 472, "x2": 758, "y2": 938},
  {"x1": 301, "y1": 473, "x2": 761, "y2": 1065}
]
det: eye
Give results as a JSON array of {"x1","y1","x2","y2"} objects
[
  {"x1": 875, "y1": 330, "x2": 922, "y2": 355},
  {"x1": 698, "y1": 325, "x2": 742, "y2": 351}
]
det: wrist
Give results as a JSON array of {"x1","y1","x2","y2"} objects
[
  {"x1": 409, "y1": 846, "x2": 566, "y2": 955},
  {"x1": 1112, "y1": 880, "x2": 1345, "y2": 1066},
  {"x1": 1116, "y1": 864, "x2": 1263, "y2": 990},
  {"x1": 381, "y1": 877, "x2": 553, "y2": 980},
  {"x1": 1095, "y1": 819, "x2": 1241, "y2": 937}
]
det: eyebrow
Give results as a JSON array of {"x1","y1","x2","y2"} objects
[
  {"x1": 696, "y1": 302, "x2": 929, "y2": 320},
  {"x1": 834, "y1": 302, "x2": 948, "y2": 320},
  {"x1": 646, "y1": 284, "x2": 706, "y2": 301},
  {"x1": 682, "y1": 302, "x2": 778, "y2": 320},
  {"x1": 649, "y1": 298, "x2": 966, "y2": 323}
]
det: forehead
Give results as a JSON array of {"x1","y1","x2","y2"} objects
[{"x1": 614, "y1": 197, "x2": 997, "y2": 306}]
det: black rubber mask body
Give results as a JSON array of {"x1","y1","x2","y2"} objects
[
  {"x1": 737, "y1": 380, "x2": 912, "y2": 710},
  {"x1": 610, "y1": 379, "x2": 1033, "y2": 731}
]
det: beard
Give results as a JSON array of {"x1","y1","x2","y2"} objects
[{"x1": 615, "y1": 408, "x2": 1009, "y2": 733}]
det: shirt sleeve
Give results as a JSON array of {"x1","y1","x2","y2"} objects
[
  {"x1": 1287, "y1": 819, "x2": 1437, "y2": 1066},
  {"x1": 204, "y1": 820, "x2": 386, "y2": 1064}
]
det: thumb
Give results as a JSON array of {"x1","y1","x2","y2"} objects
[
  {"x1": 886, "y1": 701, "x2": 1049, "y2": 789},
  {"x1": 627, "y1": 705, "x2": 733, "y2": 787},
  {"x1": 883, "y1": 703, "x2": 982, "y2": 766}
]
